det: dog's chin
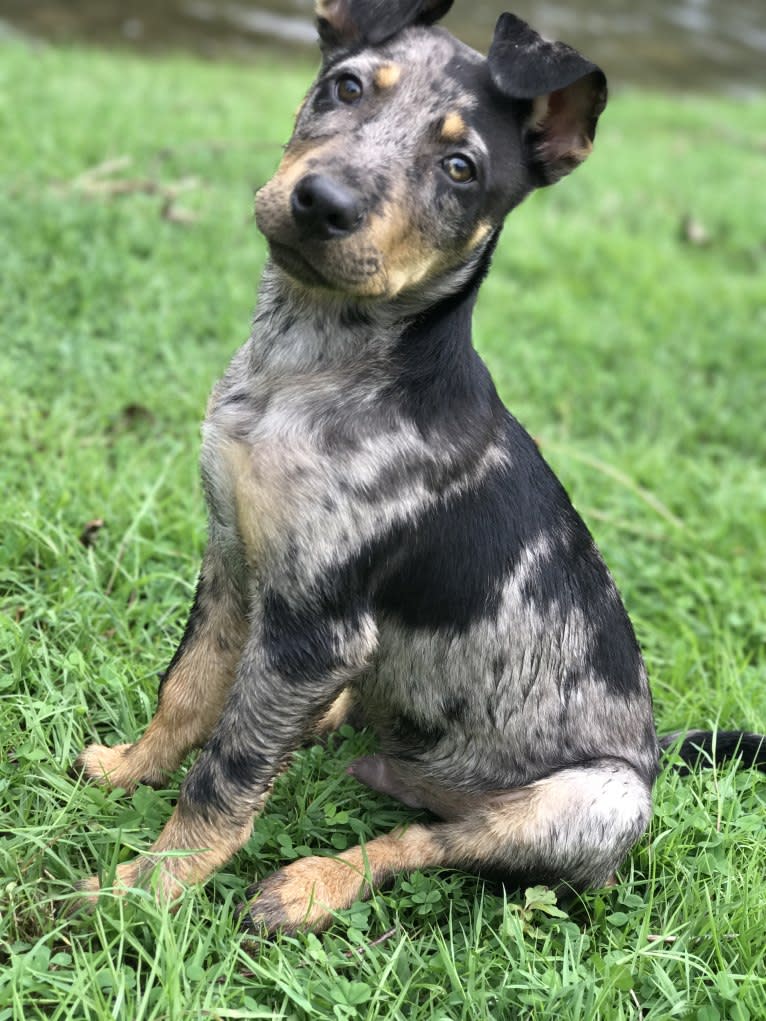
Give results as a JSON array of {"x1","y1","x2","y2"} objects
[
  {"x1": 267, "y1": 241, "x2": 331, "y2": 289},
  {"x1": 267, "y1": 241, "x2": 386, "y2": 299}
]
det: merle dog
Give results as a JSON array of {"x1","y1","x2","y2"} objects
[{"x1": 73, "y1": 0, "x2": 765, "y2": 933}]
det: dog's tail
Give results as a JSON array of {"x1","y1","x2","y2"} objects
[{"x1": 659, "y1": 729, "x2": 766, "y2": 775}]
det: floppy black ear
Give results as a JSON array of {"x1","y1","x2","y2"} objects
[
  {"x1": 488, "y1": 12, "x2": 607, "y2": 185},
  {"x1": 316, "y1": 0, "x2": 453, "y2": 52}
]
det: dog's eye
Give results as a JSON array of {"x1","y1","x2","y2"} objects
[
  {"x1": 442, "y1": 154, "x2": 476, "y2": 184},
  {"x1": 335, "y1": 75, "x2": 363, "y2": 105}
]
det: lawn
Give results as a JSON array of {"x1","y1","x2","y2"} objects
[{"x1": 0, "y1": 38, "x2": 765, "y2": 1021}]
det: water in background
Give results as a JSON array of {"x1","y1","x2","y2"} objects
[{"x1": 2, "y1": 0, "x2": 765, "y2": 92}]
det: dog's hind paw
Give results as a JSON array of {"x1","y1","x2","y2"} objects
[{"x1": 238, "y1": 857, "x2": 353, "y2": 936}]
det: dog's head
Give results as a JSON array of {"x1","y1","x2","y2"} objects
[{"x1": 255, "y1": 1, "x2": 606, "y2": 301}]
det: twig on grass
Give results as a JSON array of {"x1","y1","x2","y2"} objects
[
  {"x1": 70, "y1": 155, "x2": 133, "y2": 185},
  {"x1": 539, "y1": 438, "x2": 684, "y2": 529},
  {"x1": 55, "y1": 156, "x2": 202, "y2": 223},
  {"x1": 343, "y1": 925, "x2": 399, "y2": 957}
]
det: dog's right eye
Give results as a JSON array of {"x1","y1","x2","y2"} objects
[{"x1": 335, "y1": 75, "x2": 363, "y2": 105}]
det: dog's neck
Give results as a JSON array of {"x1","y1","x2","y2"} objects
[
  {"x1": 221, "y1": 246, "x2": 502, "y2": 454},
  {"x1": 247, "y1": 239, "x2": 496, "y2": 381}
]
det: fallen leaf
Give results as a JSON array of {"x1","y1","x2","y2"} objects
[
  {"x1": 161, "y1": 198, "x2": 199, "y2": 225},
  {"x1": 680, "y1": 215, "x2": 711, "y2": 246},
  {"x1": 79, "y1": 519, "x2": 105, "y2": 548}
]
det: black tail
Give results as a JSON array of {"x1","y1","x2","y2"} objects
[{"x1": 660, "y1": 729, "x2": 766, "y2": 776}]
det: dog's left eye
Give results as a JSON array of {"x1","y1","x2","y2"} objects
[
  {"x1": 335, "y1": 75, "x2": 363, "y2": 105},
  {"x1": 442, "y1": 154, "x2": 476, "y2": 184}
]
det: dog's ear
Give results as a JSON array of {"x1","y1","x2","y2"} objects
[
  {"x1": 488, "y1": 12, "x2": 607, "y2": 185},
  {"x1": 316, "y1": 0, "x2": 453, "y2": 52}
]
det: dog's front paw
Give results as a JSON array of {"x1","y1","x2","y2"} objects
[
  {"x1": 72, "y1": 743, "x2": 166, "y2": 792},
  {"x1": 239, "y1": 855, "x2": 367, "y2": 935},
  {"x1": 65, "y1": 858, "x2": 187, "y2": 916},
  {"x1": 71, "y1": 743, "x2": 137, "y2": 790},
  {"x1": 63, "y1": 874, "x2": 103, "y2": 917}
]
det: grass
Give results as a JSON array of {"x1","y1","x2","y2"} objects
[{"x1": 1, "y1": 38, "x2": 765, "y2": 1021}]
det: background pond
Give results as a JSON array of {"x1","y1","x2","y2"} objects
[{"x1": 2, "y1": 0, "x2": 765, "y2": 93}]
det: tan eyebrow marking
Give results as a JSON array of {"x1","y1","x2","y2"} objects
[
  {"x1": 374, "y1": 64, "x2": 402, "y2": 89},
  {"x1": 441, "y1": 111, "x2": 467, "y2": 141}
]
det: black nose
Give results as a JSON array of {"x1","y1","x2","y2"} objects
[{"x1": 290, "y1": 174, "x2": 364, "y2": 240}]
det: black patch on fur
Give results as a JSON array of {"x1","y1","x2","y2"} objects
[
  {"x1": 297, "y1": 257, "x2": 652, "y2": 660},
  {"x1": 440, "y1": 692, "x2": 469, "y2": 722},
  {"x1": 584, "y1": 595, "x2": 645, "y2": 699},
  {"x1": 181, "y1": 737, "x2": 271, "y2": 813},
  {"x1": 390, "y1": 711, "x2": 446, "y2": 757},
  {"x1": 318, "y1": 0, "x2": 454, "y2": 51},
  {"x1": 262, "y1": 590, "x2": 343, "y2": 684},
  {"x1": 520, "y1": 518, "x2": 645, "y2": 700},
  {"x1": 488, "y1": 13, "x2": 603, "y2": 101}
]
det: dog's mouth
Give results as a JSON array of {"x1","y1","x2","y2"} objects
[
  {"x1": 267, "y1": 240, "x2": 332, "y2": 289},
  {"x1": 265, "y1": 236, "x2": 387, "y2": 297}
]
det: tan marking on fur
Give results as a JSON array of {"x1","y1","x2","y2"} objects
[
  {"x1": 224, "y1": 438, "x2": 307, "y2": 564},
  {"x1": 441, "y1": 111, "x2": 467, "y2": 142},
  {"x1": 466, "y1": 221, "x2": 492, "y2": 252},
  {"x1": 76, "y1": 637, "x2": 244, "y2": 790},
  {"x1": 249, "y1": 824, "x2": 443, "y2": 932},
  {"x1": 443, "y1": 788, "x2": 541, "y2": 860},
  {"x1": 227, "y1": 441, "x2": 270, "y2": 563},
  {"x1": 374, "y1": 64, "x2": 402, "y2": 90},
  {"x1": 75, "y1": 550, "x2": 248, "y2": 791},
  {"x1": 270, "y1": 139, "x2": 324, "y2": 177},
  {"x1": 255, "y1": 139, "x2": 333, "y2": 239},
  {"x1": 314, "y1": 688, "x2": 355, "y2": 737},
  {"x1": 74, "y1": 744, "x2": 134, "y2": 787},
  {"x1": 362, "y1": 192, "x2": 451, "y2": 297}
]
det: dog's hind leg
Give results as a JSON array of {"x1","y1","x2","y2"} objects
[
  {"x1": 241, "y1": 758, "x2": 652, "y2": 934},
  {"x1": 74, "y1": 544, "x2": 248, "y2": 791}
]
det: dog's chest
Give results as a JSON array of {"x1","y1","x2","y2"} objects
[
  {"x1": 201, "y1": 370, "x2": 346, "y2": 569},
  {"x1": 199, "y1": 339, "x2": 425, "y2": 583}
]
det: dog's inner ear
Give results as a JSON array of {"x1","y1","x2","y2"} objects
[
  {"x1": 316, "y1": 0, "x2": 453, "y2": 51},
  {"x1": 488, "y1": 12, "x2": 607, "y2": 185}
]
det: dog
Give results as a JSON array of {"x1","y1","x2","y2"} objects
[{"x1": 72, "y1": 0, "x2": 766, "y2": 934}]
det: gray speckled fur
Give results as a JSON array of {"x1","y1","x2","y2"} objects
[
  {"x1": 193, "y1": 20, "x2": 656, "y2": 885},
  {"x1": 77, "y1": 5, "x2": 663, "y2": 906},
  {"x1": 192, "y1": 239, "x2": 659, "y2": 884}
]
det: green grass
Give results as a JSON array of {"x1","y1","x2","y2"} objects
[{"x1": 1, "y1": 40, "x2": 765, "y2": 1021}]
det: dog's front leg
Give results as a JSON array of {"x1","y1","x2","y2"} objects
[
  {"x1": 75, "y1": 599, "x2": 377, "y2": 906},
  {"x1": 74, "y1": 539, "x2": 249, "y2": 791}
]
